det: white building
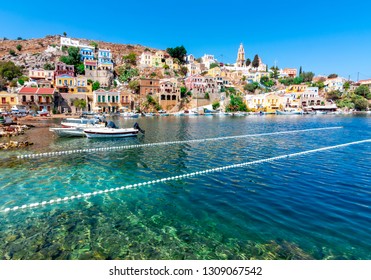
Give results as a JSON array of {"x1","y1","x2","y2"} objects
[{"x1": 201, "y1": 54, "x2": 217, "y2": 69}]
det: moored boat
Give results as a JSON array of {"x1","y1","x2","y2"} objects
[
  {"x1": 120, "y1": 112, "x2": 139, "y2": 118},
  {"x1": 84, "y1": 122, "x2": 145, "y2": 138},
  {"x1": 276, "y1": 108, "x2": 303, "y2": 115},
  {"x1": 49, "y1": 127, "x2": 86, "y2": 137},
  {"x1": 61, "y1": 118, "x2": 104, "y2": 128}
]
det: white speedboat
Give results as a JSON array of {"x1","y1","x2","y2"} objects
[
  {"x1": 84, "y1": 127, "x2": 139, "y2": 138},
  {"x1": 49, "y1": 127, "x2": 86, "y2": 137},
  {"x1": 84, "y1": 122, "x2": 145, "y2": 139},
  {"x1": 120, "y1": 112, "x2": 139, "y2": 118},
  {"x1": 51, "y1": 118, "x2": 105, "y2": 137},
  {"x1": 315, "y1": 110, "x2": 328, "y2": 115},
  {"x1": 61, "y1": 118, "x2": 104, "y2": 128},
  {"x1": 276, "y1": 108, "x2": 303, "y2": 115}
]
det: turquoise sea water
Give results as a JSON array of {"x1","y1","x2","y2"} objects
[{"x1": 0, "y1": 114, "x2": 370, "y2": 260}]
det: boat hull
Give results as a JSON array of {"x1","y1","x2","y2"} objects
[
  {"x1": 49, "y1": 127, "x2": 86, "y2": 137},
  {"x1": 84, "y1": 128, "x2": 139, "y2": 138},
  {"x1": 276, "y1": 110, "x2": 303, "y2": 115}
]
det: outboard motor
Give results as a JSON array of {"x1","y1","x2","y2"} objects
[
  {"x1": 106, "y1": 121, "x2": 118, "y2": 128},
  {"x1": 133, "y1": 122, "x2": 145, "y2": 134}
]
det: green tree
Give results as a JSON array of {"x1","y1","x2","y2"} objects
[
  {"x1": 326, "y1": 90, "x2": 342, "y2": 101},
  {"x1": 353, "y1": 96, "x2": 368, "y2": 111},
  {"x1": 16, "y1": 44, "x2": 22, "y2": 51},
  {"x1": 122, "y1": 52, "x2": 137, "y2": 65},
  {"x1": 270, "y1": 66, "x2": 279, "y2": 79},
  {"x1": 9, "y1": 49, "x2": 16, "y2": 56},
  {"x1": 18, "y1": 78, "x2": 25, "y2": 85},
  {"x1": 92, "y1": 81, "x2": 100, "y2": 91},
  {"x1": 117, "y1": 66, "x2": 139, "y2": 82},
  {"x1": 209, "y1": 62, "x2": 219, "y2": 69},
  {"x1": 73, "y1": 98, "x2": 87, "y2": 111},
  {"x1": 260, "y1": 76, "x2": 275, "y2": 87},
  {"x1": 63, "y1": 32, "x2": 67, "y2": 37},
  {"x1": 300, "y1": 71, "x2": 315, "y2": 82},
  {"x1": 343, "y1": 81, "x2": 350, "y2": 91},
  {"x1": 246, "y1": 58, "x2": 251, "y2": 67},
  {"x1": 336, "y1": 98, "x2": 354, "y2": 109},
  {"x1": 76, "y1": 64, "x2": 85, "y2": 75},
  {"x1": 226, "y1": 94, "x2": 248, "y2": 112},
  {"x1": 180, "y1": 86, "x2": 187, "y2": 98},
  {"x1": 312, "y1": 81, "x2": 325, "y2": 90},
  {"x1": 128, "y1": 80, "x2": 139, "y2": 93},
  {"x1": 299, "y1": 66, "x2": 302, "y2": 76},
  {"x1": 166, "y1": 45, "x2": 187, "y2": 64},
  {"x1": 0, "y1": 61, "x2": 22, "y2": 80},
  {"x1": 212, "y1": 101, "x2": 220, "y2": 110},
  {"x1": 204, "y1": 92, "x2": 210, "y2": 99},
  {"x1": 252, "y1": 54, "x2": 260, "y2": 68},
  {"x1": 328, "y1": 73, "x2": 338, "y2": 79},
  {"x1": 354, "y1": 84, "x2": 370, "y2": 98},
  {"x1": 17, "y1": 37, "x2": 23, "y2": 40},
  {"x1": 293, "y1": 76, "x2": 304, "y2": 84},
  {"x1": 9, "y1": 80, "x2": 17, "y2": 87},
  {"x1": 244, "y1": 82, "x2": 259, "y2": 93},
  {"x1": 43, "y1": 63, "x2": 55, "y2": 70},
  {"x1": 60, "y1": 46, "x2": 84, "y2": 74}
]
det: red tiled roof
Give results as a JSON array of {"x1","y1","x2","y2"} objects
[
  {"x1": 37, "y1": 88, "x2": 55, "y2": 94},
  {"x1": 19, "y1": 87, "x2": 38, "y2": 94},
  {"x1": 18, "y1": 87, "x2": 55, "y2": 95}
]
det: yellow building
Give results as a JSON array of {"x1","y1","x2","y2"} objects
[
  {"x1": 286, "y1": 84, "x2": 308, "y2": 93},
  {"x1": 245, "y1": 93, "x2": 283, "y2": 113},
  {"x1": 76, "y1": 76, "x2": 92, "y2": 94},
  {"x1": 0, "y1": 91, "x2": 18, "y2": 111},
  {"x1": 264, "y1": 93, "x2": 283, "y2": 113},
  {"x1": 207, "y1": 66, "x2": 222, "y2": 77},
  {"x1": 55, "y1": 74, "x2": 75, "y2": 93}
]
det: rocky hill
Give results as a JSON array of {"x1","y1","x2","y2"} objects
[{"x1": 0, "y1": 35, "x2": 158, "y2": 71}]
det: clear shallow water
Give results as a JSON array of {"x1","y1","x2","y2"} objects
[{"x1": 0, "y1": 115, "x2": 370, "y2": 259}]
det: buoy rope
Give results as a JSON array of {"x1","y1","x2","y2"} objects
[
  {"x1": 3, "y1": 138, "x2": 369, "y2": 214},
  {"x1": 16, "y1": 126, "x2": 342, "y2": 159}
]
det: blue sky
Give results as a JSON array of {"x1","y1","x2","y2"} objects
[{"x1": 1, "y1": 0, "x2": 371, "y2": 80}]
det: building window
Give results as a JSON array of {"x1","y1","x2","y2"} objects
[
  {"x1": 11, "y1": 97, "x2": 15, "y2": 102},
  {"x1": 98, "y1": 96, "x2": 101, "y2": 102},
  {"x1": 102, "y1": 96, "x2": 105, "y2": 102},
  {"x1": 108, "y1": 96, "x2": 111, "y2": 102}
]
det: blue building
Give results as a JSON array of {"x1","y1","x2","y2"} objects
[
  {"x1": 80, "y1": 48, "x2": 95, "y2": 61},
  {"x1": 98, "y1": 49, "x2": 113, "y2": 70}
]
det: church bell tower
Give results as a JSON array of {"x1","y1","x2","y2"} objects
[{"x1": 236, "y1": 43, "x2": 245, "y2": 67}]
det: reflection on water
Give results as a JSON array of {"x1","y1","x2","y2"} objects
[{"x1": 0, "y1": 115, "x2": 370, "y2": 259}]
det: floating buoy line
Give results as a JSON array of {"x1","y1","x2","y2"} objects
[
  {"x1": 16, "y1": 126, "x2": 343, "y2": 159},
  {"x1": 3, "y1": 138, "x2": 370, "y2": 214}
]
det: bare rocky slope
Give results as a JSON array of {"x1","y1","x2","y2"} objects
[{"x1": 0, "y1": 35, "x2": 158, "y2": 71}]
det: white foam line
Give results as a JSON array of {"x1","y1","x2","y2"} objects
[
  {"x1": 3, "y1": 138, "x2": 370, "y2": 214},
  {"x1": 16, "y1": 126, "x2": 342, "y2": 159}
]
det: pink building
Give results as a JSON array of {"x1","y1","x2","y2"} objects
[{"x1": 283, "y1": 68, "x2": 297, "y2": 78}]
